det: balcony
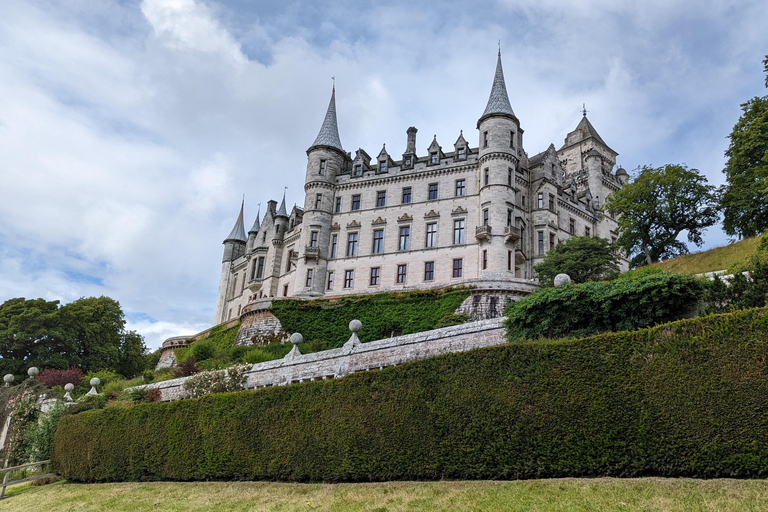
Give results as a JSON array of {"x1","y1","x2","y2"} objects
[
  {"x1": 504, "y1": 225, "x2": 521, "y2": 244},
  {"x1": 304, "y1": 245, "x2": 320, "y2": 261},
  {"x1": 475, "y1": 225, "x2": 492, "y2": 241}
]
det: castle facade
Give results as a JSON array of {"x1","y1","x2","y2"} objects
[{"x1": 213, "y1": 53, "x2": 628, "y2": 326}]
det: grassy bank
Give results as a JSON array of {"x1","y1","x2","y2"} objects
[
  {"x1": 5, "y1": 478, "x2": 768, "y2": 512},
  {"x1": 652, "y1": 236, "x2": 759, "y2": 274}
]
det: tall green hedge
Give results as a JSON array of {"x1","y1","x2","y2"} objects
[
  {"x1": 53, "y1": 307, "x2": 768, "y2": 482},
  {"x1": 269, "y1": 288, "x2": 471, "y2": 347}
]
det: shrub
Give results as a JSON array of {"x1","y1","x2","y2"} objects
[
  {"x1": 533, "y1": 236, "x2": 620, "y2": 286},
  {"x1": 142, "y1": 370, "x2": 155, "y2": 384},
  {"x1": 181, "y1": 365, "x2": 248, "y2": 399},
  {"x1": 83, "y1": 370, "x2": 120, "y2": 389},
  {"x1": 189, "y1": 339, "x2": 215, "y2": 362},
  {"x1": 128, "y1": 387, "x2": 161, "y2": 404},
  {"x1": 52, "y1": 308, "x2": 768, "y2": 482},
  {"x1": 25, "y1": 401, "x2": 66, "y2": 462},
  {"x1": 66, "y1": 394, "x2": 107, "y2": 415},
  {"x1": 702, "y1": 254, "x2": 768, "y2": 314},
  {"x1": 242, "y1": 348, "x2": 272, "y2": 365},
  {"x1": 36, "y1": 367, "x2": 85, "y2": 389},
  {"x1": 174, "y1": 359, "x2": 200, "y2": 378},
  {"x1": 504, "y1": 271, "x2": 702, "y2": 340}
]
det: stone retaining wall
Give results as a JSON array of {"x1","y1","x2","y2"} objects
[{"x1": 138, "y1": 318, "x2": 506, "y2": 402}]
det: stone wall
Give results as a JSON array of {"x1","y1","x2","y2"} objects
[
  {"x1": 234, "y1": 299, "x2": 288, "y2": 345},
  {"x1": 137, "y1": 318, "x2": 506, "y2": 402}
]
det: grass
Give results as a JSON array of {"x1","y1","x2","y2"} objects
[
  {"x1": 652, "y1": 236, "x2": 760, "y2": 275},
  {"x1": 4, "y1": 478, "x2": 768, "y2": 511}
]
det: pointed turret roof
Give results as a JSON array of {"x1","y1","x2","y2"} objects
[
  {"x1": 224, "y1": 201, "x2": 247, "y2": 243},
  {"x1": 560, "y1": 113, "x2": 616, "y2": 155},
  {"x1": 479, "y1": 52, "x2": 515, "y2": 123},
  {"x1": 248, "y1": 207, "x2": 261, "y2": 234},
  {"x1": 275, "y1": 192, "x2": 288, "y2": 218},
  {"x1": 309, "y1": 86, "x2": 344, "y2": 152}
]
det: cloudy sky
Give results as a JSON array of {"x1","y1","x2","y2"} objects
[{"x1": 1, "y1": 0, "x2": 766, "y2": 350}]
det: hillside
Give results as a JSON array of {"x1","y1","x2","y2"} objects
[{"x1": 652, "y1": 236, "x2": 759, "y2": 274}]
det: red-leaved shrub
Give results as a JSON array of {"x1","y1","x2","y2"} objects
[
  {"x1": 36, "y1": 367, "x2": 85, "y2": 389},
  {"x1": 174, "y1": 359, "x2": 199, "y2": 378},
  {"x1": 145, "y1": 388, "x2": 161, "y2": 403}
]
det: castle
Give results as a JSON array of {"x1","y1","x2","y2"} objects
[{"x1": 212, "y1": 52, "x2": 628, "y2": 326}]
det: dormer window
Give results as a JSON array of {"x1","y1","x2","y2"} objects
[
  {"x1": 379, "y1": 161, "x2": 387, "y2": 173},
  {"x1": 319, "y1": 160, "x2": 326, "y2": 175},
  {"x1": 406, "y1": 157, "x2": 412, "y2": 166},
  {"x1": 354, "y1": 164, "x2": 362, "y2": 176},
  {"x1": 430, "y1": 152, "x2": 438, "y2": 164},
  {"x1": 457, "y1": 147, "x2": 465, "y2": 160}
]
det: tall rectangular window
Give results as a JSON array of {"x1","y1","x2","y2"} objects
[
  {"x1": 327, "y1": 271, "x2": 334, "y2": 290},
  {"x1": 379, "y1": 161, "x2": 387, "y2": 172},
  {"x1": 484, "y1": 168, "x2": 489, "y2": 186},
  {"x1": 310, "y1": 231, "x2": 318, "y2": 247},
  {"x1": 483, "y1": 131, "x2": 489, "y2": 148},
  {"x1": 550, "y1": 232, "x2": 555, "y2": 248},
  {"x1": 549, "y1": 194, "x2": 555, "y2": 211},
  {"x1": 508, "y1": 250, "x2": 512, "y2": 271},
  {"x1": 335, "y1": 197, "x2": 341, "y2": 213},
  {"x1": 507, "y1": 209, "x2": 512, "y2": 226},
  {"x1": 424, "y1": 261, "x2": 435, "y2": 281},
  {"x1": 426, "y1": 223, "x2": 437, "y2": 248},
  {"x1": 538, "y1": 231, "x2": 544, "y2": 256},
  {"x1": 453, "y1": 219, "x2": 465, "y2": 244},
  {"x1": 537, "y1": 193, "x2": 544, "y2": 209},
  {"x1": 370, "y1": 267, "x2": 380, "y2": 286},
  {"x1": 315, "y1": 193, "x2": 323, "y2": 209},
  {"x1": 344, "y1": 270, "x2": 354, "y2": 288},
  {"x1": 428, "y1": 183, "x2": 438, "y2": 200},
  {"x1": 347, "y1": 233, "x2": 358, "y2": 257},
  {"x1": 351, "y1": 195, "x2": 361, "y2": 211},
  {"x1": 372, "y1": 229, "x2": 384, "y2": 253},
  {"x1": 376, "y1": 190, "x2": 386, "y2": 207},
  {"x1": 283, "y1": 284, "x2": 289, "y2": 297},
  {"x1": 510, "y1": 130, "x2": 515, "y2": 148},
  {"x1": 399, "y1": 226, "x2": 410, "y2": 251},
  {"x1": 256, "y1": 257, "x2": 265, "y2": 278},
  {"x1": 455, "y1": 179, "x2": 465, "y2": 197},
  {"x1": 585, "y1": 227, "x2": 591, "y2": 236},
  {"x1": 483, "y1": 209, "x2": 489, "y2": 226},
  {"x1": 319, "y1": 160, "x2": 326, "y2": 175},
  {"x1": 569, "y1": 218, "x2": 575, "y2": 235},
  {"x1": 396, "y1": 264, "x2": 407, "y2": 284},
  {"x1": 453, "y1": 258, "x2": 463, "y2": 278},
  {"x1": 331, "y1": 234, "x2": 338, "y2": 258},
  {"x1": 457, "y1": 147, "x2": 465, "y2": 159},
  {"x1": 305, "y1": 269, "x2": 313, "y2": 288},
  {"x1": 402, "y1": 187, "x2": 412, "y2": 204},
  {"x1": 430, "y1": 152, "x2": 438, "y2": 164},
  {"x1": 482, "y1": 250, "x2": 488, "y2": 270},
  {"x1": 508, "y1": 168, "x2": 512, "y2": 186},
  {"x1": 354, "y1": 164, "x2": 362, "y2": 176}
]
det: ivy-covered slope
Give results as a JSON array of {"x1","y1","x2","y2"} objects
[{"x1": 53, "y1": 308, "x2": 768, "y2": 482}]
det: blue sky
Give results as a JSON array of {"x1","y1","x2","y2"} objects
[{"x1": 0, "y1": 0, "x2": 766, "y2": 350}]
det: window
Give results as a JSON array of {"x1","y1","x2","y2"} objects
[
  {"x1": 426, "y1": 223, "x2": 437, "y2": 248},
  {"x1": 396, "y1": 264, "x2": 407, "y2": 283},
  {"x1": 549, "y1": 194, "x2": 555, "y2": 211},
  {"x1": 399, "y1": 226, "x2": 410, "y2": 251},
  {"x1": 347, "y1": 233, "x2": 358, "y2": 257},
  {"x1": 522, "y1": 195, "x2": 526, "y2": 207},
  {"x1": 370, "y1": 267, "x2": 380, "y2": 286},
  {"x1": 457, "y1": 147, "x2": 465, "y2": 159},
  {"x1": 424, "y1": 261, "x2": 435, "y2": 281},
  {"x1": 379, "y1": 161, "x2": 387, "y2": 173},
  {"x1": 256, "y1": 257, "x2": 265, "y2": 279},
  {"x1": 430, "y1": 152, "x2": 438, "y2": 164},
  {"x1": 550, "y1": 233, "x2": 555, "y2": 248},
  {"x1": 585, "y1": 227, "x2": 591, "y2": 236},
  {"x1": 538, "y1": 231, "x2": 544, "y2": 256},
  {"x1": 305, "y1": 269, "x2": 313, "y2": 288},
  {"x1": 310, "y1": 231, "x2": 318, "y2": 247},
  {"x1": 508, "y1": 250, "x2": 512, "y2": 271},
  {"x1": 428, "y1": 183, "x2": 438, "y2": 200},
  {"x1": 484, "y1": 168, "x2": 489, "y2": 186},
  {"x1": 335, "y1": 197, "x2": 341, "y2": 213},
  {"x1": 344, "y1": 270, "x2": 354, "y2": 288},
  {"x1": 483, "y1": 131, "x2": 489, "y2": 148},
  {"x1": 508, "y1": 168, "x2": 512, "y2": 186},
  {"x1": 483, "y1": 209, "x2": 489, "y2": 226},
  {"x1": 286, "y1": 254, "x2": 292, "y2": 272},
  {"x1": 319, "y1": 160, "x2": 326, "y2": 175},
  {"x1": 354, "y1": 164, "x2": 362, "y2": 176},
  {"x1": 331, "y1": 234, "x2": 338, "y2": 258},
  {"x1": 537, "y1": 193, "x2": 544, "y2": 209},
  {"x1": 351, "y1": 195, "x2": 361, "y2": 211},
  {"x1": 372, "y1": 229, "x2": 384, "y2": 253},
  {"x1": 507, "y1": 209, "x2": 512, "y2": 226},
  {"x1": 327, "y1": 271, "x2": 334, "y2": 290},
  {"x1": 453, "y1": 219, "x2": 465, "y2": 244},
  {"x1": 230, "y1": 274, "x2": 238, "y2": 299},
  {"x1": 453, "y1": 258, "x2": 463, "y2": 277},
  {"x1": 510, "y1": 130, "x2": 515, "y2": 148},
  {"x1": 611, "y1": 236, "x2": 617, "y2": 245},
  {"x1": 482, "y1": 250, "x2": 488, "y2": 270},
  {"x1": 376, "y1": 191, "x2": 386, "y2": 207},
  {"x1": 402, "y1": 187, "x2": 412, "y2": 204},
  {"x1": 455, "y1": 179, "x2": 465, "y2": 197},
  {"x1": 315, "y1": 193, "x2": 322, "y2": 210},
  {"x1": 283, "y1": 284, "x2": 289, "y2": 297},
  {"x1": 569, "y1": 218, "x2": 575, "y2": 235}
]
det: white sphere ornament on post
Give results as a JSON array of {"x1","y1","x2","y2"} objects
[
  {"x1": 284, "y1": 333, "x2": 304, "y2": 361},
  {"x1": 3, "y1": 374, "x2": 13, "y2": 387},
  {"x1": 343, "y1": 319, "x2": 362, "y2": 350},
  {"x1": 64, "y1": 383, "x2": 75, "y2": 402},
  {"x1": 27, "y1": 367, "x2": 39, "y2": 378},
  {"x1": 554, "y1": 273, "x2": 572, "y2": 287},
  {"x1": 85, "y1": 377, "x2": 101, "y2": 396}
]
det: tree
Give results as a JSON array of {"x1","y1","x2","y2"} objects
[
  {"x1": 603, "y1": 164, "x2": 719, "y2": 267},
  {"x1": 533, "y1": 236, "x2": 620, "y2": 285},
  {"x1": 720, "y1": 56, "x2": 768, "y2": 238}
]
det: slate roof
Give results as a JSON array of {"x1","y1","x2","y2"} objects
[
  {"x1": 309, "y1": 87, "x2": 344, "y2": 152},
  {"x1": 224, "y1": 201, "x2": 247, "y2": 242},
  {"x1": 248, "y1": 210, "x2": 261, "y2": 234},
  {"x1": 481, "y1": 52, "x2": 516, "y2": 120},
  {"x1": 275, "y1": 194, "x2": 288, "y2": 218}
]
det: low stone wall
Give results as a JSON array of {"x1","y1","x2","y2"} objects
[{"x1": 139, "y1": 318, "x2": 506, "y2": 402}]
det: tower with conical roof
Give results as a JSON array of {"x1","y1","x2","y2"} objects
[
  {"x1": 294, "y1": 85, "x2": 350, "y2": 296},
  {"x1": 213, "y1": 201, "x2": 247, "y2": 324},
  {"x1": 476, "y1": 51, "x2": 523, "y2": 275}
]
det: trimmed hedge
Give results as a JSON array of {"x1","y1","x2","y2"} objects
[
  {"x1": 269, "y1": 288, "x2": 471, "y2": 348},
  {"x1": 53, "y1": 308, "x2": 768, "y2": 482},
  {"x1": 504, "y1": 271, "x2": 703, "y2": 340}
]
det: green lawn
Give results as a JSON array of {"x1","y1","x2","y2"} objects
[
  {"x1": 651, "y1": 236, "x2": 760, "y2": 275},
  {"x1": 3, "y1": 478, "x2": 768, "y2": 511}
]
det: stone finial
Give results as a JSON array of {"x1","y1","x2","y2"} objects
[
  {"x1": 343, "y1": 320, "x2": 362, "y2": 350},
  {"x1": 85, "y1": 377, "x2": 100, "y2": 396},
  {"x1": 284, "y1": 333, "x2": 304, "y2": 361},
  {"x1": 349, "y1": 319, "x2": 362, "y2": 333},
  {"x1": 3, "y1": 374, "x2": 13, "y2": 387},
  {"x1": 554, "y1": 274, "x2": 572, "y2": 286},
  {"x1": 28, "y1": 367, "x2": 39, "y2": 378},
  {"x1": 290, "y1": 333, "x2": 303, "y2": 345},
  {"x1": 64, "y1": 383, "x2": 75, "y2": 402}
]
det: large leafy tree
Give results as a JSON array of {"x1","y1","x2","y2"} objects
[
  {"x1": 603, "y1": 164, "x2": 719, "y2": 267},
  {"x1": 720, "y1": 55, "x2": 768, "y2": 238},
  {"x1": 533, "y1": 236, "x2": 620, "y2": 285}
]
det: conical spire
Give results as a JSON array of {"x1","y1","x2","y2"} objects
[
  {"x1": 275, "y1": 191, "x2": 288, "y2": 218},
  {"x1": 480, "y1": 51, "x2": 515, "y2": 121},
  {"x1": 224, "y1": 201, "x2": 247, "y2": 242},
  {"x1": 309, "y1": 86, "x2": 344, "y2": 152},
  {"x1": 248, "y1": 205, "x2": 261, "y2": 234}
]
